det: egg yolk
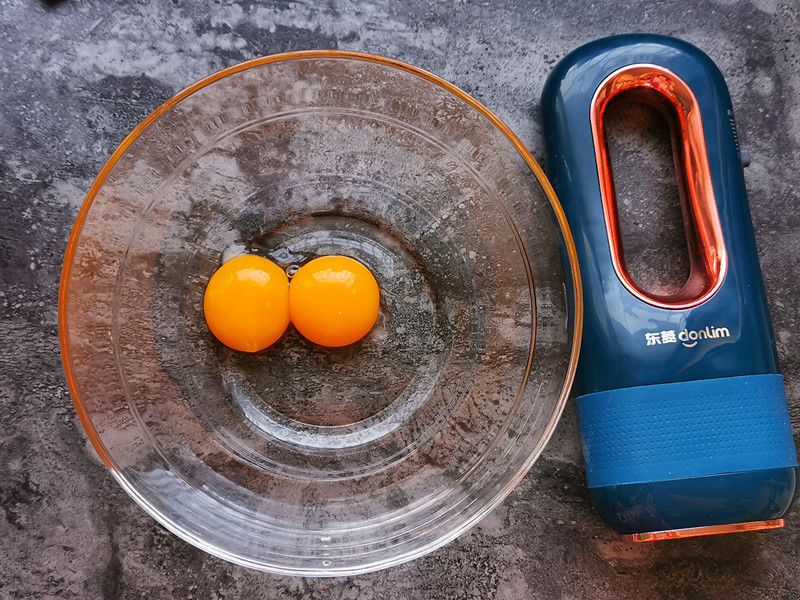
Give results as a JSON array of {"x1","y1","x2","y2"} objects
[
  {"x1": 203, "y1": 255, "x2": 289, "y2": 352},
  {"x1": 289, "y1": 255, "x2": 380, "y2": 347}
]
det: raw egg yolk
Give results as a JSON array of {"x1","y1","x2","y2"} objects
[
  {"x1": 203, "y1": 255, "x2": 289, "y2": 352},
  {"x1": 289, "y1": 255, "x2": 380, "y2": 347}
]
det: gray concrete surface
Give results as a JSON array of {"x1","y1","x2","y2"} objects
[{"x1": 2, "y1": 0, "x2": 800, "y2": 598}]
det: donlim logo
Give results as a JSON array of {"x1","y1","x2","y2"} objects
[
  {"x1": 644, "y1": 325, "x2": 731, "y2": 348},
  {"x1": 678, "y1": 325, "x2": 731, "y2": 348}
]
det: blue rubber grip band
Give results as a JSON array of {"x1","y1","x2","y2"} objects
[{"x1": 577, "y1": 374, "x2": 797, "y2": 489}]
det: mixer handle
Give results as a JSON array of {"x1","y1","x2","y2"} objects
[{"x1": 590, "y1": 64, "x2": 727, "y2": 310}]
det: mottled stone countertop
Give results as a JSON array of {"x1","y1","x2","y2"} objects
[{"x1": 2, "y1": 1, "x2": 800, "y2": 598}]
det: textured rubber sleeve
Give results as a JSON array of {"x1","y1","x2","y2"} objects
[{"x1": 577, "y1": 374, "x2": 797, "y2": 489}]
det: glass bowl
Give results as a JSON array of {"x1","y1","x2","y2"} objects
[{"x1": 59, "y1": 51, "x2": 581, "y2": 576}]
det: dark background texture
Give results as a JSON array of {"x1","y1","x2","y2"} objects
[{"x1": 1, "y1": 1, "x2": 799, "y2": 598}]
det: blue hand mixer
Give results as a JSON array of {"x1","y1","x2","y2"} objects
[{"x1": 541, "y1": 34, "x2": 797, "y2": 540}]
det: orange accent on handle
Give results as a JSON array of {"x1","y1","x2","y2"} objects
[
  {"x1": 624, "y1": 519, "x2": 784, "y2": 542},
  {"x1": 590, "y1": 64, "x2": 728, "y2": 309}
]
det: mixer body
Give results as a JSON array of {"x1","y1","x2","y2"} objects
[{"x1": 542, "y1": 34, "x2": 797, "y2": 538}]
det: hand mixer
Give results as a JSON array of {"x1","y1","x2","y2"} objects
[{"x1": 541, "y1": 34, "x2": 797, "y2": 540}]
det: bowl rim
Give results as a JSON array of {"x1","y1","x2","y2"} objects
[{"x1": 58, "y1": 49, "x2": 583, "y2": 575}]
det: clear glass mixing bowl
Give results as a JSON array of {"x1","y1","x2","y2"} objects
[{"x1": 59, "y1": 51, "x2": 581, "y2": 576}]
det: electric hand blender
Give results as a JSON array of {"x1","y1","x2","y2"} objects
[{"x1": 541, "y1": 34, "x2": 797, "y2": 540}]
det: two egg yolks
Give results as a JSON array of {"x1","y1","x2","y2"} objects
[{"x1": 203, "y1": 254, "x2": 380, "y2": 352}]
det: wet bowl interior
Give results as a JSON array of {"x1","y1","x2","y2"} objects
[{"x1": 60, "y1": 52, "x2": 580, "y2": 576}]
